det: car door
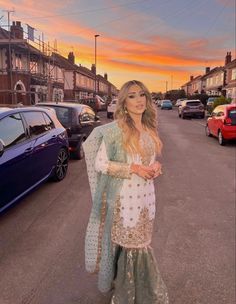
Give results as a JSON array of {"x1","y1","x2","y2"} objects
[
  {"x1": 215, "y1": 108, "x2": 225, "y2": 134},
  {"x1": 0, "y1": 112, "x2": 34, "y2": 210},
  {"x1": 22, "y1": 111, "x2": 58, "y2": 184},
  {"x1": 208, "y1": 110, "x2": 217, "y2": 136},
  {"x1": 210, "y1": 106, "x2": 224, "y2": 135}
]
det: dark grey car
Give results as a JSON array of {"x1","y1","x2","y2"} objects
[{"x1": 36, "y1": 102, "x2": 101, "y2": 159}]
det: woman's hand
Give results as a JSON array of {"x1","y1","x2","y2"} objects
[
  {"x1": 130, "y1": 163, "x2": 155, "y2": 180},
  {"x1": 150, "y1": 161, "x2": 163, "y2": 178}
]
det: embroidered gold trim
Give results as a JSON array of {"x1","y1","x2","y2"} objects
[
  {"x1": 107, "y1": 161, "x2": 131, "y2": 179},
  {"x1": 95, "y1": 191, "x2": 107, "y2": 273},
  {"x1": 111, "y1": 198, "x2": 153, "y2": 248}
]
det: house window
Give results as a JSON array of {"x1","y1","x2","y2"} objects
[
  {"x1": 30, "y1": 61, "x2": 38, "y2": 74},
  {"x1": 232, "y1": 68, "x2": 236, "y2": 80},
  {"x1": 0, "y1": 49, "x2": 4, "y2": 69},
  {"x1": 220, "y1": 73, "x2": 224, "y2": 82},
  {"x1": 15, "y1": 54, "x2": 22, "y2": 70}
]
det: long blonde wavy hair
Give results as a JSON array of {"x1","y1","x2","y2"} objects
[{"x1": 114, "y1": 80, "x2": 162, "y2": 156}]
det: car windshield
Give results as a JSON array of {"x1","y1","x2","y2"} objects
[
  {"x1": 163, "y1": 100, "x2": 171, "y2": 104},
  {"x1": 186, "y1": 101, "x2": 201, "y2": 106},
  {"x1": 208, "y1": 98, "x2": 216, "y2": 102},
  {"x1": 228, "y1": 108, "x2": 236, "y2": 119},
  {"x1": 51, "y1": 107, "x2": 70, "y2": 126}
]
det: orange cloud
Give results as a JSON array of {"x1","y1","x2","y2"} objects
[{"x1": 0, "y1": 0, "x2": 234, "y2": 91}]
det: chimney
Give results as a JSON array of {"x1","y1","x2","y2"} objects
[
  {"x1": 68, "y1": 52, "x2": 75, "y2": 64},
  {"x1": 10, "y1": 21, "x2": 23, "y2": 39},
  {"x1": 205, "y1": 67, "x2": 210, "y2": 74},
  {"x1": 190, "y1": 75, "x2": 194, "y2": 81},
  {"x1": 225, "y1": 51, "x2": 232, "y2": 66},
  {"x1": 104, "y1": 73, "x2": 107, "y2": 80},
  {"x1": 91, "y1": 64, "x2": 96, "y2": 74}
]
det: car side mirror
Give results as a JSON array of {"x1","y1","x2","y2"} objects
[{"x1": 0, "y1": 139, "x2": 5, "y2": 157}]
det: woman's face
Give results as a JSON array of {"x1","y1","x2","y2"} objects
[{"x1": 124, "y1": 84, "x2": 147, "y2": 116}]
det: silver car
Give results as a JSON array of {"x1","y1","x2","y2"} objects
[{"x1": 178, "y1": 100, "x2": 205, "y2": 119}]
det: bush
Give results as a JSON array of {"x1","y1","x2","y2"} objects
[{"x1": 212, "y1": 96, "x2": 231, "y2": 111}]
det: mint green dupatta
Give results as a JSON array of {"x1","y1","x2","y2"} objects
[{"x1": 83, "y1": 121, "x2": 127, "y2": 293}]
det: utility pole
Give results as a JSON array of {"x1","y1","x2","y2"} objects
[
  {"x1": 171, "y1": 75, "x2": 173, "y2": 91},
  {"x1": 3, "y1": 9, "x2": 15, "y2": 104},
  {"x1": 94, "y1": 34, "x2": 100, "y2": 96},
  {"x1": 165, "y1": 81, "x2": 168, "y2": 93}
]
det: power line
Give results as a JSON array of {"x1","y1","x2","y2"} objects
[
  {"x1": 204, "y1": 0, "x2": 232, "y2": 39},
  {"x1": 121, "y1": 0, "x2": 205, "y2": 41}
]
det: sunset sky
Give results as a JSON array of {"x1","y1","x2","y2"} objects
[{"x1": 0, "y1": 0, "x2": 235, "y2": 92}]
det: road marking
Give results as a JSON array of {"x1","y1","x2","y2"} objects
[{"x1": 194, "y1": 121, "x2": 206, "y2": 127}]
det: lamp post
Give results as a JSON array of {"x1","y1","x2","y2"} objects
[{"x1": 94, "y1": 34, "x2": 100, "y2": 96}]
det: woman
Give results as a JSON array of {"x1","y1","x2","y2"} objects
[{"x1": 83, "y1": 80, "x2": 169, "y2": 303}]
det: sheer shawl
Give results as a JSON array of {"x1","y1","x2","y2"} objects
[{"x1": 83, "y1": 121, "x2": 128, "y2": 292}]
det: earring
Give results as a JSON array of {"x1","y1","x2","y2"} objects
[{"x1": 124, "y1": 107, "x2": 128, "y2": 114}]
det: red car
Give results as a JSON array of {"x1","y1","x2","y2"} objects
[{"x1": 205, "y1": 104, "x2": 236, "y2": 145}]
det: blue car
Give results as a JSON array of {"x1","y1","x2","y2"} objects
[
  {"x1": 161, "y1": 100, "x2": 173, "y2": 110},
  {"x1": 0, "y1": 107, "x2": 69, "y2": 212}
]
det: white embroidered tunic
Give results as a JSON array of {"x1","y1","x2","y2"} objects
[{"x1": 95, "y1": 132, "x2": 156, "y2": 249}]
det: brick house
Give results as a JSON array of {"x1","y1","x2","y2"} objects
[
  {"x1": 0, "y1": 21, "x2": 64, "y2": 105},
  {"x1": 223, "y1": 57, "x2": 236, "y2": 102},
  {"x1": 53, "y1": 52, "x2": 96, "y2": 101},
  {"x1": 0, "y1": 21, "x2": 118, "y2": 105},
  {"x1": 181, "y1": 52, "x2": 234, "y2": 97}
]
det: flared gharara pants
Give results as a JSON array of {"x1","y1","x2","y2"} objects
[{"x1": 110, "y1": 245, "x2": 169, "y2": 304}]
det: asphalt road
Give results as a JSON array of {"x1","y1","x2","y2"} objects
[{"x1": 0, "y1": 108, "x2": 235, "y2": 304}]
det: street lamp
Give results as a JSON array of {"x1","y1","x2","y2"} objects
[{"x1": 94, "y1": 34, "x2": 100, "y2": 96}]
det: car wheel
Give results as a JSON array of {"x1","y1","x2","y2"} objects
[
  {"x1": 52, "y1": 148, "x2": 69, "y2": 181},
  {"x1": 201, "y1": 113, "x2": 205, "y2": 119},
  {"x1": 107, "y1": 112, "x2": 110, "y2": 118},
  {"x1": 218, "y1": 130, "x2": 226, "y2": 146},
  {"x1": 205, "y1": 125, "x2": 212, "y2": 137},
  {"x1": 74, "y1": 139, "x2": 85, "y2": 160}
]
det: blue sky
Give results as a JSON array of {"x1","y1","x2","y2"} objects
[{"x1": 1, "y1": 0, "x2": 235, "y2": 91}]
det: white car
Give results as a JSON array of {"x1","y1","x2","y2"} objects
[
  {"x1": 175, "y1": 98, "x2": 187, "y2": 107},
  {"x1": 107, "y1": 99, "x2": 117, "y2": 118}
]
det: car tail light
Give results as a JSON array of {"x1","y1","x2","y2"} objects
[{"x1": 224, "y1": 118, "x2": 232, "y2": 126}]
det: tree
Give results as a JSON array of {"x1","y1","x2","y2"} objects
[
  {"x1": 189, "y1": 93, "x2": 209, "y2": 106},
  {"x1": 164, "y1": 89, "x2": 186, "y2": 101}
]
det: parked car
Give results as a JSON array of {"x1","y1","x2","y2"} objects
[
  {"x1": 206, "y1": 97, "x2": 217, "y2": 114},
  {"x1": 161, "y1": 100, "x2": 173, "y2": 110},
  {"x1": 205, "y1": 104, "x2": 236, "y2": 145},
  {"x1": 0, "y1": 107, "x2": 69, "y2": 212},
  {"x1": 78, "y1": 95, "x2": 106, "y2": 112},
  {"x1": 107, "y1": 98, "x2": 117, "y2": 118},
  {"x1": 95, "y1": 95, "x2": 107, "y2": 111},
  {"x1": 175, "y1": 98, "x2": 187, "y2": 107},
  {"x1": 36, "y1": 102, "x2": 101, "y2": 159},
  {"x1": 178, "y1": 99, "x2": 205, "y2": 119}
]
